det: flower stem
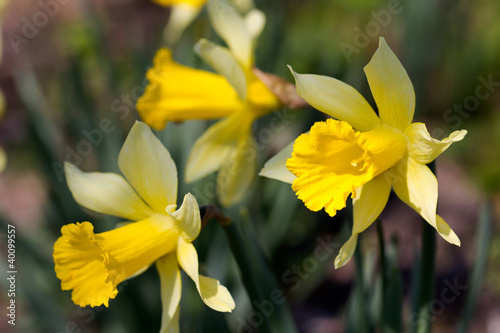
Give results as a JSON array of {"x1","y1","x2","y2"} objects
[{"x1": 376, "y1": 218, "x2": 387, "y2": 331}]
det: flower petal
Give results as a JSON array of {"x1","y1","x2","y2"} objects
[
  {"x1": 207, "y1": 0, "x2": 252, "y2": 67},
  {"x1": 118, "y1": 122, "x2": 177, "y2": 213},
  {"x1": 405, "y1": 122, "x2": 467, "y2": 164},
  {"x1": 259, "y1": 139, "x2": 297, "y2": 184},
  {"x1": 166, "y1": 193, "x2": 201, "y2": 242},
  {"x1": 289, "y1": 67, "x2": 381, "y2": 132},
  {"x1": 136, "y1": 48, "x2": 243, "y2": 130},
  {"x1": 161, "y1": 3, "x2": 202, "y2": 45},
  {"x1": 194, "y1": 39, "x2": 247, "y2": 100},
  {"x1": 176, "y1": 237, "x2": 235, "y2": 312},
  {"x1": 287, "y1": 119, "x2": 406, "y2": 217},
  {"x1": 364, "y1": 37, "x2": 415, "y2": 130},
  {"x1": 156, "y1": 253, "x2": 182, "y2": 333},
  {"x1": 436, "y1": 215, "x2": 461, "y2": 246},
  {"x1": 391, "y1": 156, "x2": 437, "y2": 228},
  {"x1": 334, "y1": 233, "x2": 358, "y2": 269},
  {"x1": 153, "y1": 0, "x2": 206, "y2": 6},
  {"x1": 217, "y1": 134, "x2": 256, "y2": 207},
  {"x1": 185, "y1": 111, "x2": 251, "y2": 183},
  {"x1": 64, "y1": 162, "x2": 154, "y2": 221},
  {"x1": 244, "y1": 9, "x2": 266, "y2": 41},
  {"x1": 352, "y1": 174, "x2": 391, "y2": 234}
]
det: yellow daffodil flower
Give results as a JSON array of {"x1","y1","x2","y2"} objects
[
  {"x1": 53, "y1": 122, "x2": 234, "y2": 332},
  {"x1": 137, "y1": 0, "x2": 281, "y2": 206},
  {"x1": 260, "y1": 37, "x2": 467, "y2": 268},
  {"x1": 154, "y1": 0, "x2": 254, "y2": 45}
]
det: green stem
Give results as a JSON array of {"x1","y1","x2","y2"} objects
[{"x1": 376, "y1": 219, "x2": 387, "y2": 331}]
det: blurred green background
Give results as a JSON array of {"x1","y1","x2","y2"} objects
[{"x1": 0, "y1": 0, "x2": 499, "y2": 332}]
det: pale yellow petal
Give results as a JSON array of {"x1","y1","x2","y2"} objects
[
  {"x1": 194, "y1": 39, "x2": 247, "y2": 100},
  {"x1": 259, "y1": 139, "x2": 297, "y2": 184},
  {"x1": 162, "y1": 4, "x2": 201, "y2": 45},
  {"x1": 118, "y1": 122, "x2": 177, "y2": 213},
  {"x1": 207, "y1": 0, "x2": 252, "y2": 67},
  {"x1": 176, "y1": 238, "x2": 235, "y2": 312},
  {"x1": 391, "y1": 156, "x2": 437, "y2": 227},
  {"x1": 185, "y1": 111, "x2": 251, "y2": 183},
  {"x1": 244, "y1": 9, "x2": 266, "y2": 42},
  {"x1": 0, "y1": 147, "x2": 6, "y2": 173},
  {"x1": 334, "y1": 233, "x2": 358, "y2": 269},
  {"x1": 436, "y1": 215, "x2": 461, "y2": 246},
  {"x1": 153, "y1": 0, "x2": 206, "y2": 6},
  {"x1": 166, "y1": 193, "x2": 201, "y2": 242},
  {"x1": 352, "y1": 174, "x2": 391, "y2": 234},
  {"x1": 64, "y1": 162, "x2": 154, "y2": 221},
  {"x1": 136, "y1": 49, "x2": 243, "y2": 129},
  {"x1": 289, "y1": 67, "x2": 381, "y2": 132},
  {"x1": 364, "y1": 37, "x2": 415, "y2": 130},
  {"x1": 405, "y1": 122, "x2": 467, "y2": 164},
  {"x1": 217, "y1": 134, "x2": 256, "y2": 207},
  {"x1": 156, "y1": 253, "x2": 182, "y2": 333}
]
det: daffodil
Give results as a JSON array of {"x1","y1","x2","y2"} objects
[
  {"x1": 137, "y1": 0, "x2": 282, "y2": 206},
  {"x1": 260, "y1": 37, "x2": 467, "y2": 268},
  {"x1": 154, "y1": 0, "x2": 254, "y2": 45},
  {"x1": 53, "y1": 122, "x2": 234, "y2": 332}
]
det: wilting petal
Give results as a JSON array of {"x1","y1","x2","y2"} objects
[
  {"x1": 405, "y1": 122, "x2": 467, "y2": 164},
  {"x1": 217, "y1": 134, "x2": 256, "y2": 207},
  {"x1": 352, "y1": 174, "x2": 391, "y2": 234},
  {"x1": 364, "y1": 37, "x2": 415, "y2": 131},
  {"x1": 289, "y1": 67, "x2": 381, "y2": 132},
  {"x1": 287, "y1": 119, "x2": 406, "y2": 217},
  {"x1": 194, "y1": 39, "x2": 247, "y2": 100},
  {"x1": 53, "y1": 215, "x2": 179, "y2": 307},
  {"x1": 334, "y1": 233, "x2": 358, "y2": 269},
  {"x1": 118, "y1": 122, "x2": 177, "y2": 213},
  {"x1": 176, "y1": 238, "x2": 235, "y2": 312},
  {"x1": 391, "y1": 156, "x2": 437, "y2": 228},
  {"x1": 185, "y1": 111, "x2": 252, "y2": 183},
  {"x1": 259, "y1": 139, "x2": 296, "y2": 184},
  {"x1": 156, "y1": 253, "x2": 182, "y2": 333},
  {"x1": 436, "y1": 215, "x2": 461, "y2": 246},
  {"x1": 166, "y1": 193, "x2": 201, "y2": 242},
  {"x1": 64, "y1": 162, "x2": 154, "y2": 221},
  {"x1": 207, "y1": 0, "x2": 252, "y2": 67},
  {"x1": 136, "y1": 49, "x2": 243, "y2": 129}
]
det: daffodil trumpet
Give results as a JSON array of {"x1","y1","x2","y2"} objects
[
  {"x1": 137, "y1": 0, "x2": 283, "y2": 207},
  {"x1": 53, "y1": 122, "x2": 234, "y2": 332},
  {"x1": 260, "y1": 37, "x2": 467, "y2": 268}
]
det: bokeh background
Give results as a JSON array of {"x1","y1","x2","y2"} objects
[{"x1": 1, "y1": 0, "x2": 499, "y2": 332}]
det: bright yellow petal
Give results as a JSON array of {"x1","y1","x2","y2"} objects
[
  {"x1": 259, "y1": 139, "x2": 297, "y2": 184},
  {"x1": 162, "y1": 4, "x2": 201, "y2": 45},
  {"x1": 153, "y1": 0, "x2": 206, "y2": 7},
  {"x1": 156, "y1": 253, "x2": 182, "y2": 333},
  {"x1": 352, "y1": 174, "x2": 391, "y2": 234},
  {"x1": 185, "y1": 111, "x2": 252, "y2": 183},
  {"x1": 217, "y1": 134, "x2": 256, "y2": 207},
  {"x1": 118, "y1": 122, "x2": 177, "y2": 213},
  {"x1": 436, "y1": 215, "x2": 461, "y2": 246},
  {"x1": 136, "y1": 48, "x2": 243, "y2": 130},
  {"x1": 391, "y1": 156, "x2": 437, "y2": 227},
  {"x1": 207, "y1": 0, "x2": 252, "y2": 67},
  {"x1": 334, "y1": 233, "x2": 358, "y2": 269},
  {"x1": 246, "y1": 72, "x2": 282, "y2": 117},
  {"x1": 64, "y1": 162, "x2": 154, "y2": 221},
  {"x1": 166, "y1": 193, "x2": 201, "y2": 242},
  {"x1": 176, "y1": 238, "x2": 235, "y2": 312},
  {"x1": 364, "y1": 37, "x2": 415, "y2": 130},
  {"x1": 405, "y1": 122, "x2": 467, "y2": 164},
  {"x1": 287, "y1": 119, "x2": 406, "y2": 217},
  {"x1": 53, "y1": 215, "x2": 179, "y2": 307},
  {"x1": 289, "y1": 67, "x2": 381, "y2": 132},
  {"x1": 194, "y1": 39, "x2": 247, "y2": 100}
]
